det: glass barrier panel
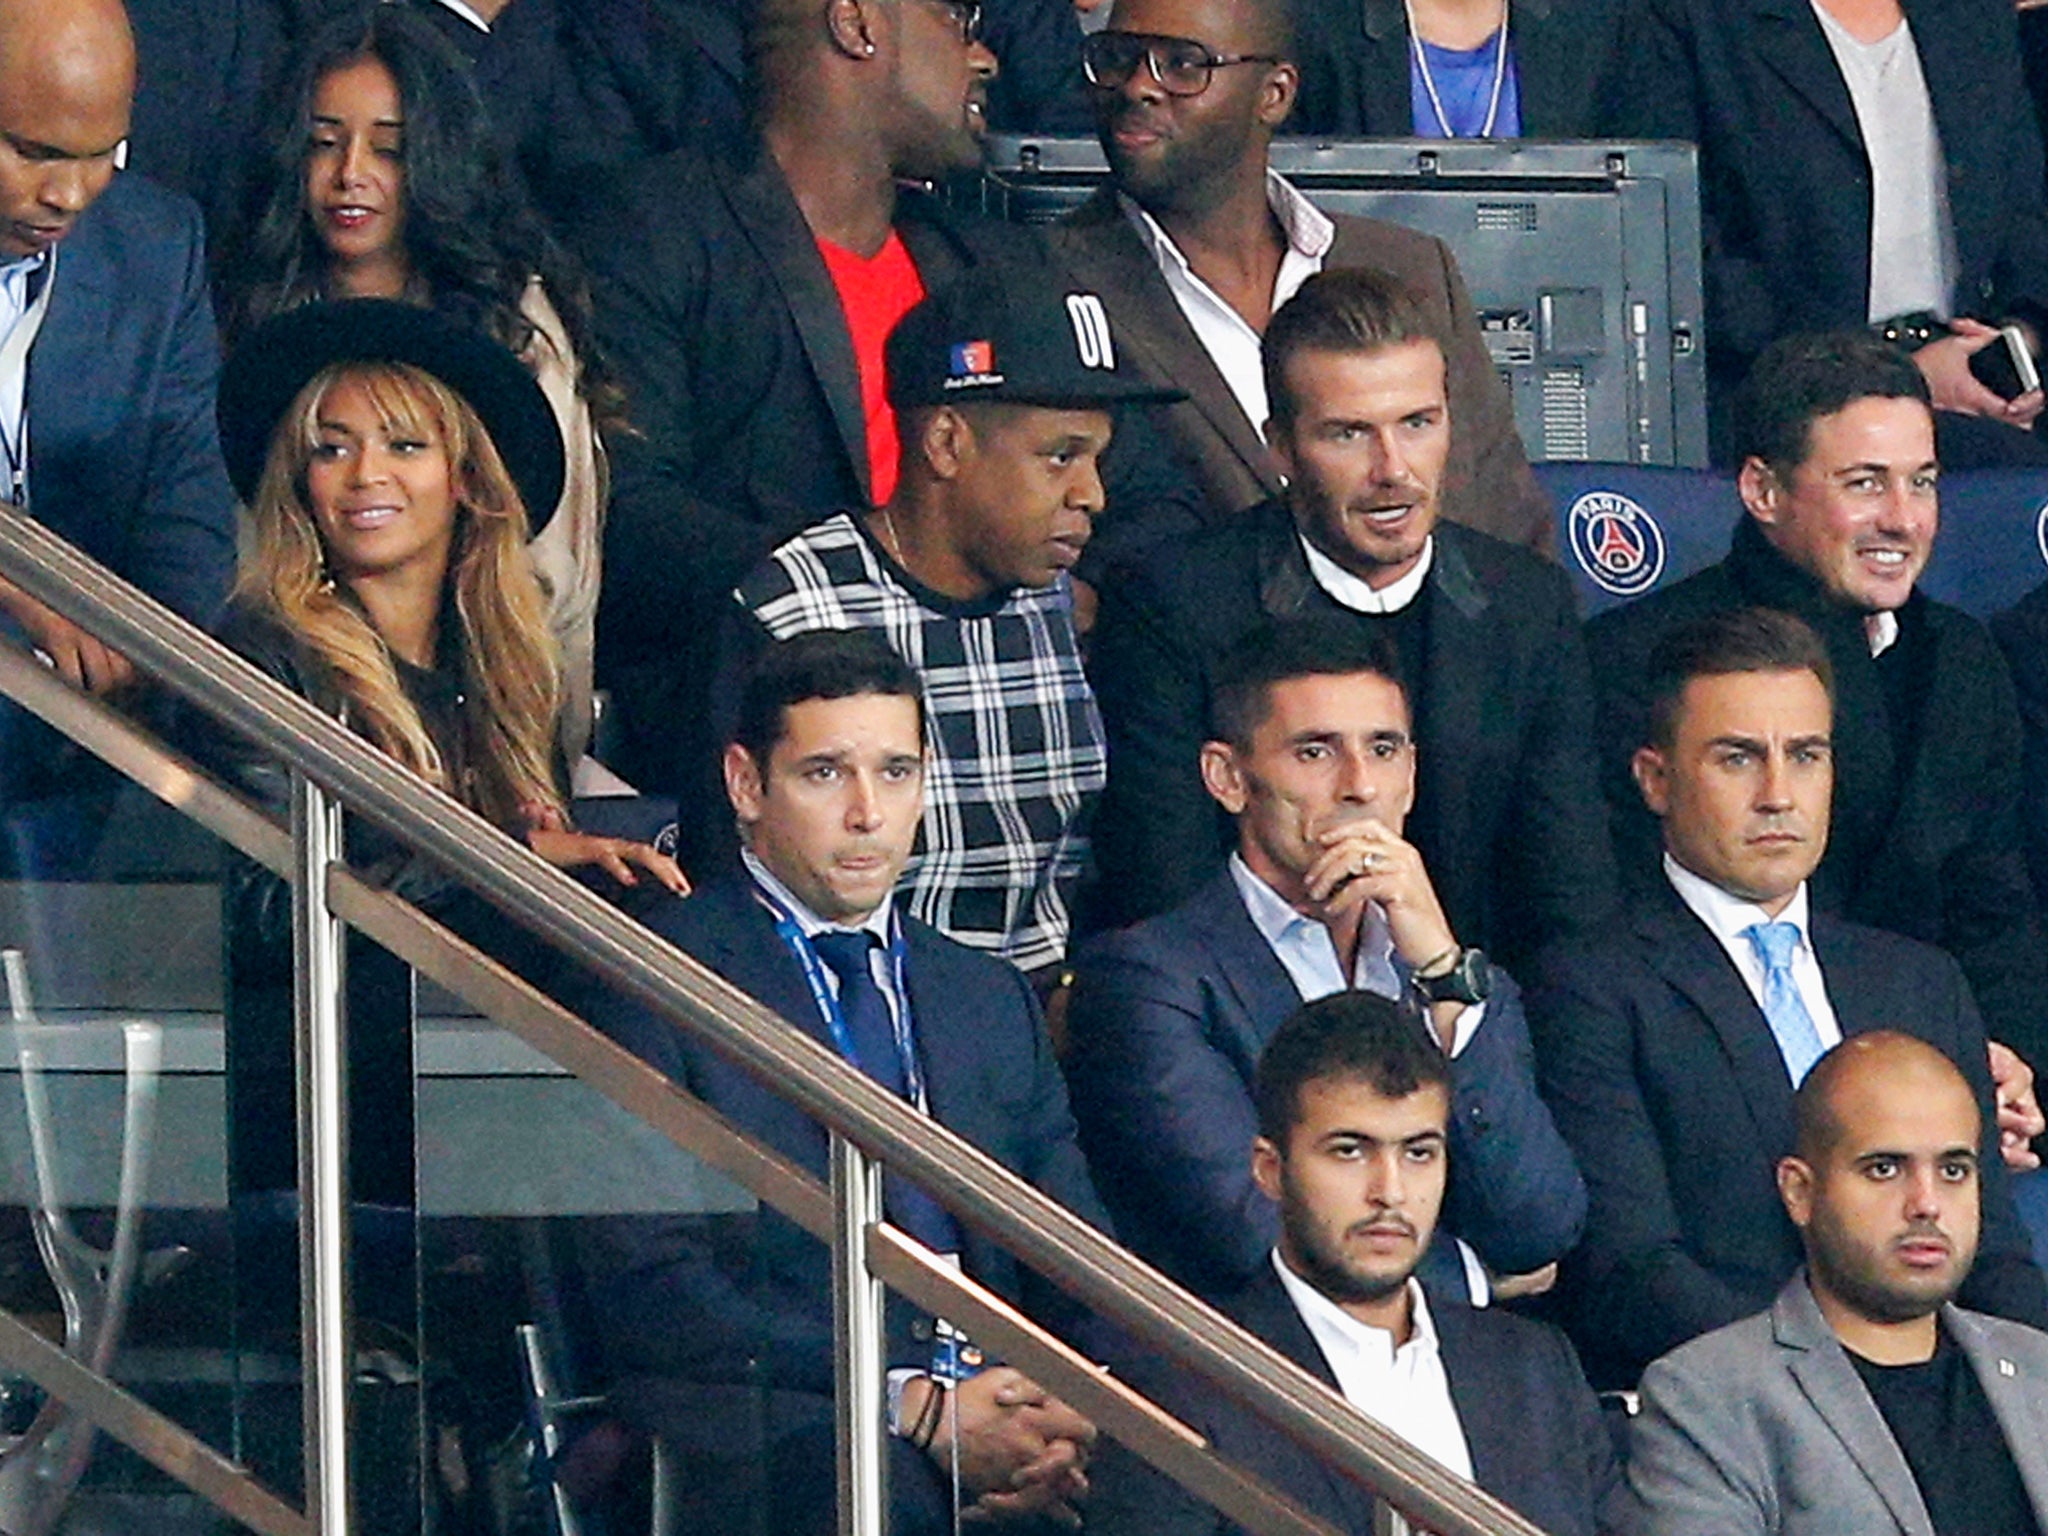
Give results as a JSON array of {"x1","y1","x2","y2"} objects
[{"x1": 0, "y1": 774, "x2": 263, "y2": 1534}]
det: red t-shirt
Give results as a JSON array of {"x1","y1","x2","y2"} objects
[{"x1": 816, "y1": 231, "x2": 926, "y2": 506}]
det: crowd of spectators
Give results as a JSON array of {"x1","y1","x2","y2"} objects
[{"x1": 15, "y1": 0, "x2": 2048, "y2": 1529}]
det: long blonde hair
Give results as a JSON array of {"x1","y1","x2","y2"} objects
[{"x1": 236, "y1": 361, "x2": 564, "y2": 827}]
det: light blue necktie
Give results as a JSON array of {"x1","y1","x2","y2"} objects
[{"x1": 1743, "y1": 921, "x2": 1826, "y2": 1085}]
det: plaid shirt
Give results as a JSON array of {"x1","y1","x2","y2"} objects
[{"x1": 735, "y1": 512, "x2": 1105, "y2": 971}]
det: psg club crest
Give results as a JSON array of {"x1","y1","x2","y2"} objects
[{"x1": 1568, "y1": 490, "x2": 1666, "y2": 599}]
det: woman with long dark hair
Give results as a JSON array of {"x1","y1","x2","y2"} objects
[{"x1": 222, "y1": 3, "x2": 617, "y2": 761}]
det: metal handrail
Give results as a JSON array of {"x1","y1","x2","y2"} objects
[{"x1": 0, "y1": 508, "x2": 1546, "y2": 1536}]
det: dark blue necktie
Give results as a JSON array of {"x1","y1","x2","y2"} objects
[
  {"x1": 809, "y1": 929, "x2": 961, "y2": 1255},
  {"x1": 810, "y1": 930, "x2": 907, "y2": 1096}
]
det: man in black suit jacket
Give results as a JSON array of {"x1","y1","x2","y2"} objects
[
  {"x1": 1532, "y1": 607, "x2": 2048, "y2": 1390},
  {"x1": 1067, "y1": 617, "x2": 1585, "y2": 1298},
  {"x1": 1614, "y1": 0, "x2": 2048, "y2": 463},
  {"x1": 578, "y1": 630, "x2": 1111, "y2": 1536},
  {"x1": 1048, "y1": 0, "x2": 1549, "y2": 554},
  {"x1": 1586, "y1": 332, "x2": 2048, "y2": 1071},
  {"x1": 1089, "y1": 267, "x2": 1616, "y2": 965},
  {"x1": 1088, "y1": 990, "x2": 1620, "y2": 1536}
]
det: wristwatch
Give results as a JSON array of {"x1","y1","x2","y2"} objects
[{"x1": 1414, "y1": 946, "x2": 1491, "y2": 1007}]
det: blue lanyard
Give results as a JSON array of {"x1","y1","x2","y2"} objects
[{"x1": 756, "y1": 889, "x2": 925, "y2": 1108}]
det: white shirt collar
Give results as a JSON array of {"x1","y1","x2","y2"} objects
[
  {"x1": 1867, "y1": 609, "x2": 1900, "y2": 657},
  {"x1": 428, "y1": 0, "x2": 493, "y2": 31},
  {"x1": 1120, "y1": 169, "x2": 1336, "y2": 277},
  {"x1": 742, "y1": 847, "x2": 894, "y2": 945},
  {"x1": 1272, "y1": 1250, "x2": 1440, "y2": 1373},
  {"x1": 1662, "y1": 852, "x2": 1813, "y2": 953},
  {"x1": 1300, "y1": 534, "x2": 1435, "y2": 614}
]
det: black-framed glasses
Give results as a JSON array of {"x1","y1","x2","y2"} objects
[
  {"x1": 915, "y1": 0, "x2": 984, "y2": 44},
  {"x1": 1080, "y1": 31, "x2": 1283, "y2": 96}
]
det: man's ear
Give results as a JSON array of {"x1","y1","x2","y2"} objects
[
  {"x1": 724, "y1": 743, "x2": 766, "y2": 830},
  {"x1": 1738, "y1": 455, "x2": 1782, "y2": 528},
  {"x1": 1256, "y1": 62, "x2": 1300, "y2": 127},
  {"x1": 1252, "y1": 1136, "x2": 1285, "y2": 1204},
  {"x1": 1777, "y1": 1155, "x2": 1815, "y2": 1230},
  {"x1": 1632, "y1": 745, "x2": 1671, "y2": 816},
  {"x1": 824, "y1": 0, "x2": 881, "y2": 58},
  {"x1": 1264, "y1": 416, "x2": 1295, "y2": 487},
  {"x1": 918, "y1": 407, "x2": 971, "y2": 481},
  {"x1": 1200, "y1": 740, "x2": 1251, "y2": 815}
]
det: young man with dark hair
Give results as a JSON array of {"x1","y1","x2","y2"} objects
[
  {"x1": 579, "y1": 628, "x2": 1111, "y2": 1536},
  {"x1": 1089, "y1": 266, "x2": 1616, "y2": 964},
  {"x1": 710, "y1": 265, "x2": 1182, "y2": 980},
  {"x1": 1535, "y1": 606, "x2": 2048, "y2": 1390},
  {"x1": 1087, "y1": 990, "x2": 1620, "y2": 1536},
  {"x1": 1067, "y1": 614, "x2": 1584, "y2": 1299},
  {"x1": 1626, "y1": 1033, "x2": 2048, "y2": 1536},
  {"x1": 1588, "y1": 329, "x2": 2048, "y2": 1072}
]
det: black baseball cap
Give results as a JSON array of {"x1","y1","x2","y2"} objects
[
  {"x1": 217, "y1": 299, "x2": 566, "y2": 533},
  {"x1": 886, "y1": 268, "x2": 1186, "y2": 412}
]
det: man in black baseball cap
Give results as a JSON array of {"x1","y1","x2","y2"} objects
[{"x1": 690, "y1": 265, "x2": 1179, "y2": 983}]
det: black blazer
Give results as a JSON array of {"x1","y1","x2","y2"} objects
[
  {"x1": 577, "y1": 876, "x2": 1110, "y2": 1399},
  {"x1": 1612, "y1": 0, "x2": 2048, "y2": 404},
  {"x1": 1087, "y1": 1265, "x2": 1621, "y2": 1536},
  {"x1": 1586, "y1": 516, "x2": 2048, "y2": 1071},
  {"x1": 1045, "y1": 188, "x2": 1552, "y2": 555},
  {"x1": 1087, "y1": 504, "x2": 1618, "y2": 971},
  {"x1": 1528, "y1": 891, "x2": 2048, "y2": 1389},
  {"x1": 1065, "y1": 869, "x2": 1585, "y2": 1294},
  {"x1": 568, "y1": 141, "x2": 1001, "y2": 787},
  {"x1": 1291, "y1": 0, "x2": 1630, "y2": 138}
]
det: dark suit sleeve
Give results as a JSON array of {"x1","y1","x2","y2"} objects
[
  {"x1": 1087, "y1": 563, "x2": 1231, "y2": 928},
  {"x1": 128, "y1": 198, "x2": 236, "y2": 627},
  {"x1": 1528, "y1": 948, "x2": 1760, "y2": 1373},
  {"x1": 1064, "y1": 935, "x2": 1276, "y2": 1291},
  {"x1": 1002, "y1": 956, "x2": 1116, "y2": 1238},
  {"x1": 1929, "y1": 628, "x2": 2048, "y2": 1074},
  {"x1": 1441, "y1": 972, "x2": 1589, "y2": 1276},
  {"x1": 573, "y1": 969, "x2": 840, "y2": 1391},
  {"x1": 1931, "y1": 954, "x2": 2048, "y2": 1329},
  {"x1": 1992, "y1": 586, "x2": 2048, "y2": 913},
  {"x1": 1431, "y1": 237, "x2": 1553, "y2": 557},
  {"x1": 1493, "y1": 565, "x2": 1621, "y2": 965}
]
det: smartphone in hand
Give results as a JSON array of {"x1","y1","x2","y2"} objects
[{"x1": 1970, "y1": 324, "x2": 2043, "y2": 400}]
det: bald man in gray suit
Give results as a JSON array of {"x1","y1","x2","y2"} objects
[{"x1": 1625, "y1": 1033, "x2": 2048, "y2": 1536}]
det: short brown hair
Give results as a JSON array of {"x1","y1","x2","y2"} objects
[
  {"x1": 1643, "y1": 607, "x2": 1835, "y2": 749},
  {"x1": 1262, "y1": 268, "x2": 1448, "y2": 430}
]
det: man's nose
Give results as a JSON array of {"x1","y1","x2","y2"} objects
[
  {"x1": 845, "y1": 774, "x2": 884, "y2": 830},
  {"x1": 1334, "y1": 746, "x2": 1379, "y2": 802},
  {"x1": 38, "y1": 162, "x2": 91, "y2": 215}
]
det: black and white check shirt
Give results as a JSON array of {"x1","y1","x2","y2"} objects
[{"x1": 735, "y1": 512, "x2": 1105, "y2": 972}]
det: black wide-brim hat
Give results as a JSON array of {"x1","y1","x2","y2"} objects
[{"x1": 217, "y1": 298, "x2": 566, "y2": 533}]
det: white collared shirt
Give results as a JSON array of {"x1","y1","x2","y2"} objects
[
  {"x1": 1300, "y1": 534, "x2": 1435, "y2": 615},
  {"x1": 427, "y1": 0, "x2": 494, "y2": 31},
  {"x1": 0, "y1": 251, "x2": 49, "y2": 504},
  {"x1": 1663, "y1": 855, "x2": 1843, "y2": 1064},
  {"x1": 1272, "y1": 1252, "x2": 1474, "y2": 1484},
  {"x1": 1122, "y1": 171, "x2": 1335, "y2": 434},
  {"x1": 1867, "y1": 609, "x2": 1899, "y2": 658},
  {"x1": 743, "y1": 847, "x2": 898, "y2": 1005},
  {"x1": 1228, "y1": 854, "x2": 1483, "y2": 1055}
]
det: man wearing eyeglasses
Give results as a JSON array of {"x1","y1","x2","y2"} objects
[{"x1": 1047, "y1": 0, "x2": 1549, "y2": 557}]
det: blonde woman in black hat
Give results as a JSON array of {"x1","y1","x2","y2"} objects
[
  {"x1": 213, "y1": 298, "x2": 683, "y2": 898},
  {"x1": 204, "y1": 299, "x2": 680, "y2": 1212}
]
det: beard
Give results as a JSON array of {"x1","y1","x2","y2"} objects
[
  {"x1": 1806, "y1": 1207, "x2": 1974, "y2": 1325},
  {"x1": 1278, "y1": 1176, "x2": 1418, "y2": 1307}
]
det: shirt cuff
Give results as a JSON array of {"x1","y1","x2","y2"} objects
[{"x1": 1442, "y1": 999, "x2": 1487, "y2": 1058}]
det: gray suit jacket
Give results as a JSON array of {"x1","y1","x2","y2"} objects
[
  {"x1": 1625, "y1": 1273, "x2": 2048, "y2": 1535},
  {"x1": 1045, "y1": 185, "x2": 1552, "y2": 554}
]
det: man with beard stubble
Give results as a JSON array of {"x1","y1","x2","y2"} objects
[
  {"x1": 1084, "y1": 989, "x2": 1621, "y2": 1536},
  {"x1": 1624, "y1": 1032, "x2": 2048, "y2": 1536}
]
